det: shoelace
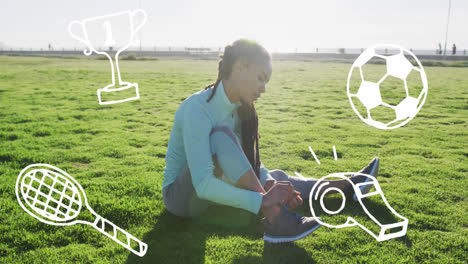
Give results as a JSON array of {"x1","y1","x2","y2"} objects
[{"x1": 281, "y1": 205, "x2": 302, "y2": 223}]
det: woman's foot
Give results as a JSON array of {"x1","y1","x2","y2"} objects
[
  {"x1": 349, "y1": 157, "x2": 379, "y2": 201},
  {"x1": 263, "y1": 205, "x2": 321, "y2": 243}
]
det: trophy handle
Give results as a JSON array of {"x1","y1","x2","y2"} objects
[
  {"x1": 68, "y1": 20, "x2": 92, "y2": 56},
  {"x1": 131, "y1": 9, "x2": 148, "y2": 42}
]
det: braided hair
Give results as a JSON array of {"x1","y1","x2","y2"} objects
[{"x1": 204, "y1": 39, "x2": 271, "y2": 179}]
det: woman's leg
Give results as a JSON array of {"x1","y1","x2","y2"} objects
[
  {"x1": 162, "y1": 163, "x2": 216, "y2": 218},
  {"x1": 163, "y1": 126, "x2": 279, "y2": 221},
  {"x1": 269, "y1": 169, "x2": 352, "y2": 200},
  {"x1": 269, "y1": 158, "x2": 379, "y2": 201}
]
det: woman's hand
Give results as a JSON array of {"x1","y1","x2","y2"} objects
[
  {"x1": 284, "y1": 190, "x2": 303, "y2": 209},
  {"x1": 264, "y1": 180, "x2": 303, "y2": 209},
  {"x1": 261, "y1": 181, "x2": 295, "y2": 208},
  {"x1": 264, "y1": 180, "x2": 276, "y2": 192}
]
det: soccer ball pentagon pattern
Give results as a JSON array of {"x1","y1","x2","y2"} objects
[{"x1": 347, "y1": 44, "x2": 428, "y2": 129}]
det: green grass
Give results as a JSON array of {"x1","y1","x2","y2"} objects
[{"x1": 0, "y1": 55, "x2": 467, "y2": 263}]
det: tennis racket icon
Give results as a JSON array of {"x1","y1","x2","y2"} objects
[{"x1": 15, "y1": 164, "x2": 148, "y2": 257}]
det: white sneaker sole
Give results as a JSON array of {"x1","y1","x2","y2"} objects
[
  {"x1": 353, "y1": 159, "x2": 379, "y2": 201},
  {"x1": 263, "y1": 223, "x2": 321, "y2": 243}
]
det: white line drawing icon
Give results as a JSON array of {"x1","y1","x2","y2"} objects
[
  {"x1": 347, "y1": 44, "x2": 428, "y2": 129},
  {"x1": 68, "y1": 9, "x2": 148, "y2": 105},
  {"x1": 295, "y1": 145, "x2": 340, "y2": 176},
  {"x1": 15, "y1": 164, "x2": 148, "y2": 257},
  {"x1": 294, "y1": 172, "x2": 306, "y2": 179},
  {"x1": 307, "y1": 145, "x2": 339, "y2": 165},
  {"x1": 308, "y1": 146, "x2": 321, "y2": 165},
  {"x1": 309, "y1": 172, "x2": 408, "y2": 241}
]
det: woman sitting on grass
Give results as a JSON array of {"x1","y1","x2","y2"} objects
[{"x1": 162, "y1": 39, "x2": 379, "y2": 243}]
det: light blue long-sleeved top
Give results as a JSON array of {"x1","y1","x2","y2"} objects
[{"x1": 162, "y1": 81, "x2": 274, "y2": 214}]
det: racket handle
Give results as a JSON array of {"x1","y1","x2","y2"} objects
[{"x1": 91, "y1": 214, "x2": 148, "y2": 257}]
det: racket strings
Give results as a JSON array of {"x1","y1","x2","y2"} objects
[{"x1": 21, "y1": 169, "x2": 82, "y2": 221}]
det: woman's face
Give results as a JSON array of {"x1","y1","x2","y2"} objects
[{"x1": 231, "y1": 59, "x2": 272, "y2": 104}]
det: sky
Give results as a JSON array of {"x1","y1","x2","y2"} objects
[{"x1": 1, "y1": 0, "x2": 467, "y2": 52}]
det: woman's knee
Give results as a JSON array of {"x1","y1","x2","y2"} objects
[
  {"x1": 209, "y1": 126, "x2": 251, "y2": 183},
  {"x1": 209, "y1": 126, "x2": 242, "y2": 154}
]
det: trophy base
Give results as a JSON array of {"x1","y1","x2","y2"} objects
[{"x1": 97, "y1": 83, "x2": 140, "y2": 105}]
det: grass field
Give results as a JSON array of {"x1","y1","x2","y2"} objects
[{"x1": 0, "y1": 55, "x2": 466, "y2": 263}]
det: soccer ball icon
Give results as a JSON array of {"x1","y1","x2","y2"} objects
[{"x1": 347, "y1": 44, "x2": 428, "y2": 129}]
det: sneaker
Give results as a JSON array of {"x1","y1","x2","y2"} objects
[
  {"x1": 263, "y1": 205, "x2": 321, "y2": 243},
  {"x1": 350, "y1": 157, "x2": 379, "y2": 201}
]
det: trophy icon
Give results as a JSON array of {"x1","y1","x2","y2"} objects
[{"x1": 68, "y1": 9, "x2": 147, "y2": 105}]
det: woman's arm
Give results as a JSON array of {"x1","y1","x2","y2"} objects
[{"x1": 260, "y1": 165, "x2": 303, "y2": 209}]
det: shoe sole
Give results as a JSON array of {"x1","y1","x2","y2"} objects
[
  {"x1": 263, "y1": 223, "x2": 321, "y2": 243},
  {"x1": 353, "y1": 158, "x2": 379, "y2": 201}
]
